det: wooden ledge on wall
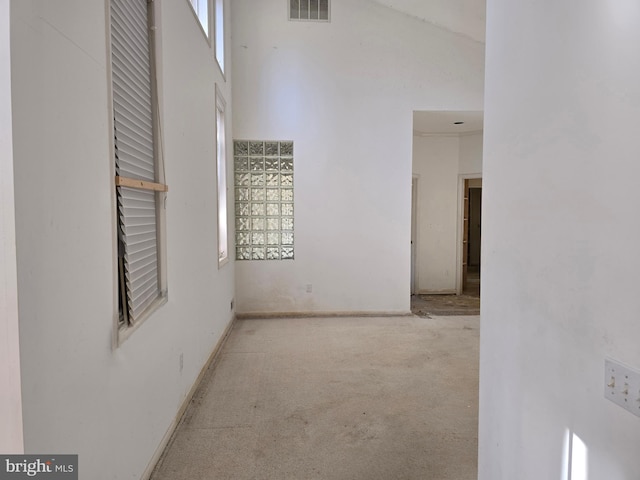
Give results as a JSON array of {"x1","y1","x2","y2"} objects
[{"x1": 115, "y1": 175, "x2": 168, "y2": 192}]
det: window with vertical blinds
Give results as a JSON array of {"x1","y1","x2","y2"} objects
[{"x1": 111, "y1": 0, "x2": 166, "y2": 327}]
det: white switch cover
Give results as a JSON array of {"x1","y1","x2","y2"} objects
[{"x1": 604, "y1": 358, "x2": 640, "y2": 417}]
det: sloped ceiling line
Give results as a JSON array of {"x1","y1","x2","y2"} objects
[{"x1": 368, "y1": 0, "x2": 486, "y2": 44}]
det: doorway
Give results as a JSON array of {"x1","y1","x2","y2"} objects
[{"x1": 461, "y1": 178, "x2": 482, "y2": 295}]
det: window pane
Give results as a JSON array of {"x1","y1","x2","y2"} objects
[
  {"x1": 300, "y1": 0, "x2": 309, "y2": 19},
  {"x1": 215, "y1": 0, "x2": 224, "y2": 72},
  {"x1": 216, "y1": 92, "x2": 228, "y2": 264},
  {"x1": 189, "y1": 0, "x2": 209, "y2": 36},
  {"x1": 310, "y1": 0, "x2": 319, "y2": 19},
  {"x1": 319, "y1": 0, "x2": 329, "y2": 20},
  {"x1": 290, "y1": 0, "x2": 300, "y2": 19}
]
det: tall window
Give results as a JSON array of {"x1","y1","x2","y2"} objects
[
  {"x1": 214, "y1": 0, "x2": 224, "y2": 73},
  {"x1": 216, "y1": 87, "x2": 228, "y2": 265},
  {"x1": 189, "y1": 0, "x2": 210, "y2": 37},
  {"x1": 111, "y1": 0, "x2": 167, "y2": 329}
]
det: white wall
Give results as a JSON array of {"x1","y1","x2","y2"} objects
[
  {"x1": 459, "y1": 132, "x2": 483, "y2": 175},
  {"x1": 411, "y1": 132, "x2": 482, "y2": 293},
  {"x1": 412, "y1": 135, "x2": 459, "y2": 293},
  {"x1": 0, "y1": 0, "x2": 23, "y2": 454},
  {"x1": 232, "y1": 0, "x2": 484, "y2": 315},
  {"x1": 479, "y1": 1, "x2": 640, "y2": 478},
  {"x1": 10, "y1": 1, "x2": 233, "y2": 478},
  {"x1": 371, "y1": 0, "x2": 486, "y2": 43}
]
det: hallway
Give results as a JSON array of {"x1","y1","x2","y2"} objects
[{"x1": 151, "y1": 316, "x2": 479, "y2": 480}]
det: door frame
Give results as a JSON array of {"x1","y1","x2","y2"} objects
[
  {"x1": 410, "y1": 175, "x2": 419, "y2": 295},
  {"x1": 456, "y1": 173, "x2": 482, "y2": 295}
]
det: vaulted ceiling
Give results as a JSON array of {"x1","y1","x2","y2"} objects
[{"x1": 370, "y1": 0, "x2": 486, "y2": 43}]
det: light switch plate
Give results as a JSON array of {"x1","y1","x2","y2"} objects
[{"x1": 604, "y1": 358, "x2": 640, "y2": 417}]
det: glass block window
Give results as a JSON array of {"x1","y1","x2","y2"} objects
[
  {"x1": 234, "y1": 140, "x2": 294, "y2": 261},
  {"x1": 290, "y1": 0, "x2": 330, "y2": 21}
]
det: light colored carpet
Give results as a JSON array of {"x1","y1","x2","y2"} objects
[{"x1": 151, "y1": 315, "x2": 479, "y2": 480}]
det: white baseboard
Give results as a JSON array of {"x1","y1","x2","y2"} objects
[
  {"x1": 236, "y1": 310, "x2": 413, "y2": 319},
  {"x1": 416, "y1": 289, "x2": 457, "y2": 295}
]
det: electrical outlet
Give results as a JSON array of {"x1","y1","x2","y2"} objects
[
  {"x1": 230, "y1": 299, "x2": 234, "y2": 311},
  {"x1": 306, "y1": 284, "x2": 312, "y2": 293},
  {"x1": 604, "y1": 358, "x2": 640, "y2": 417},
  {"x1": 179, "y1": 353, "x2": 184, "y2": 373}
]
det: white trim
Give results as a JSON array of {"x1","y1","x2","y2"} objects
[
  {"x1": 236, "y1": 311, "x2": 413, "y2": 319},
  {"x1": 413, "y1": 129, "x2": 483, "y2": 138},
  {"x1": 417, "y1": 289, "x2": 458, "y2": 295},
  {"x1": 410, "y1": 175, "x2": 419, "y2": 295},
  {"x1": 116, "y1": 296, "x2": 168, "y2": 347},
  {"x1": 151, "y1": 0, "x2": 169, "y2": 315},
  {"x1": 186, "y1": 0, "x2": 211, "y2": 42},
  {"x1": 0, "y1": 0, "x2": 24, "y2": 450},
  {"x1": 105, "y1": 0, "x2": 120, "y2": 350},
  {"x1": 456, "y1": 173, "x2": 482, "y2": 295},
  {"x1": 215, "y1": 85, "x2": 229, "y2": 268}
]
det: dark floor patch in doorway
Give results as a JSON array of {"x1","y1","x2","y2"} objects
[{"x1": 411, "y1": 293, "x2": 480, "y2": 317}]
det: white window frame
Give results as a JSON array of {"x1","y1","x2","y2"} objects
[
  {"x1": 216, "y1": 86, "x2": 229, "y2": 267},
  {"x1": 108, "y1": 0, "x2": 168, "y2": 345},
  {"x1": 188, "y1": 0, "x2": 211, "y2": 40},
  {"x1": 214, "y1": 0, "x2": 225, "y2": 74}
]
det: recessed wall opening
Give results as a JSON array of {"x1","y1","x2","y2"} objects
[{"x1": 410, "y1": 110, "x2": 483, "y2": 316}]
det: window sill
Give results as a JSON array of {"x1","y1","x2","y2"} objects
[{"x1": 115, "y1": 294, "x2": 168, "y2": 348}]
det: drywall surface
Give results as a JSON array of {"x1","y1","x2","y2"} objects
[
  {"x1": 411, "y1": 133, "x2": 482, "y2": 293},
  {"x1": 10, "y1": 1, "x2": 233, "y2": 478},
  {"x1": 412, "y1": 136, "x2": 459, "y2": 293},
  {"x1": 232, "y1": 0, "x2": 484, "y2": 314},
  {"x1": 459, "y1": 132, "x2": 483, "y2": 174},
  {"x1": 0, "y1": 0, "x2": 23, "y2": 454},
  {"x1": 372, "y1": 0, "x2": 486, "y2": 43},
  {"x1": 479, "y1": 1, "x2": 640, "y2": 479}
]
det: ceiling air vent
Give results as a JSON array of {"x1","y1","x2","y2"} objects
[{"x1": 290, "y1": 0, "x2": 330, "y2": 21}]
